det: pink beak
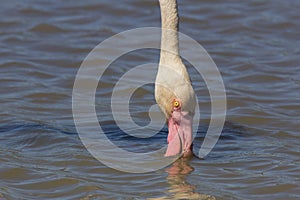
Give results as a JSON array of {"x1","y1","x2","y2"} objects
[{"x1": 165, "y1": 108, "x2": 193, "y2": 157}]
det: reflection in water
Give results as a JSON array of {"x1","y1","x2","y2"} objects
[
  {"x1": 151, "y1": 157, "x2": 216, "y2": 200},
  {"x1": 0, "y1": 0, "x2": 299, "y2": 199}
]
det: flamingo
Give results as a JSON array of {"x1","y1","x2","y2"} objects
[{"x1": 155, "y1": 0, "x2": 196, "y2": 157}]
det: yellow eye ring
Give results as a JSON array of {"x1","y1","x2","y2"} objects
[{"x1": 173, "y1": 100, "x2": 180, "y2": 108}]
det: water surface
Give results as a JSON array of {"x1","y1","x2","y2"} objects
[{"x1": 0, "y1": 0, "x2": 299, "y2": 199}]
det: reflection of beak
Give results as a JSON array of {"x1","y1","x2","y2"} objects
[
  {"x1": 166, "y1": 157, "x2": 194, "y2": 176},
  {"x1": 165, "y1": 109, "x2": 193, "y2": 157}
]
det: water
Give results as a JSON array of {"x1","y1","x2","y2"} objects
[{"x1": 0, "y1": 0, "x2": 299, "y2": 199}]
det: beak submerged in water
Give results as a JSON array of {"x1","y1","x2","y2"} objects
[{"x1": 165, "y1": 100, "x2": 193, "y2": 157}]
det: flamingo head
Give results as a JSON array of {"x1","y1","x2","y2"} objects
[{"x1": 155, "y1": 67, "x2": 196, "y2": 157}]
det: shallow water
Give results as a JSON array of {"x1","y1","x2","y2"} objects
[{"x1": 0, "y1": 0, "x2": 299, "y2": 199}]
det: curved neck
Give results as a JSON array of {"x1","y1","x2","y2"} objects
[{"x1": 159, "y1": 0, "x2": 180, "y2": 64}]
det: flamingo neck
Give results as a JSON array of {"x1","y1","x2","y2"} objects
[{"x1": 159, "y1": 0, "x2": 180, "y2": 65}]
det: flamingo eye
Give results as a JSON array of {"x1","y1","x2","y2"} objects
[{"x1": 173, "y1": 100, "x2": 180, "y2": 108}]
